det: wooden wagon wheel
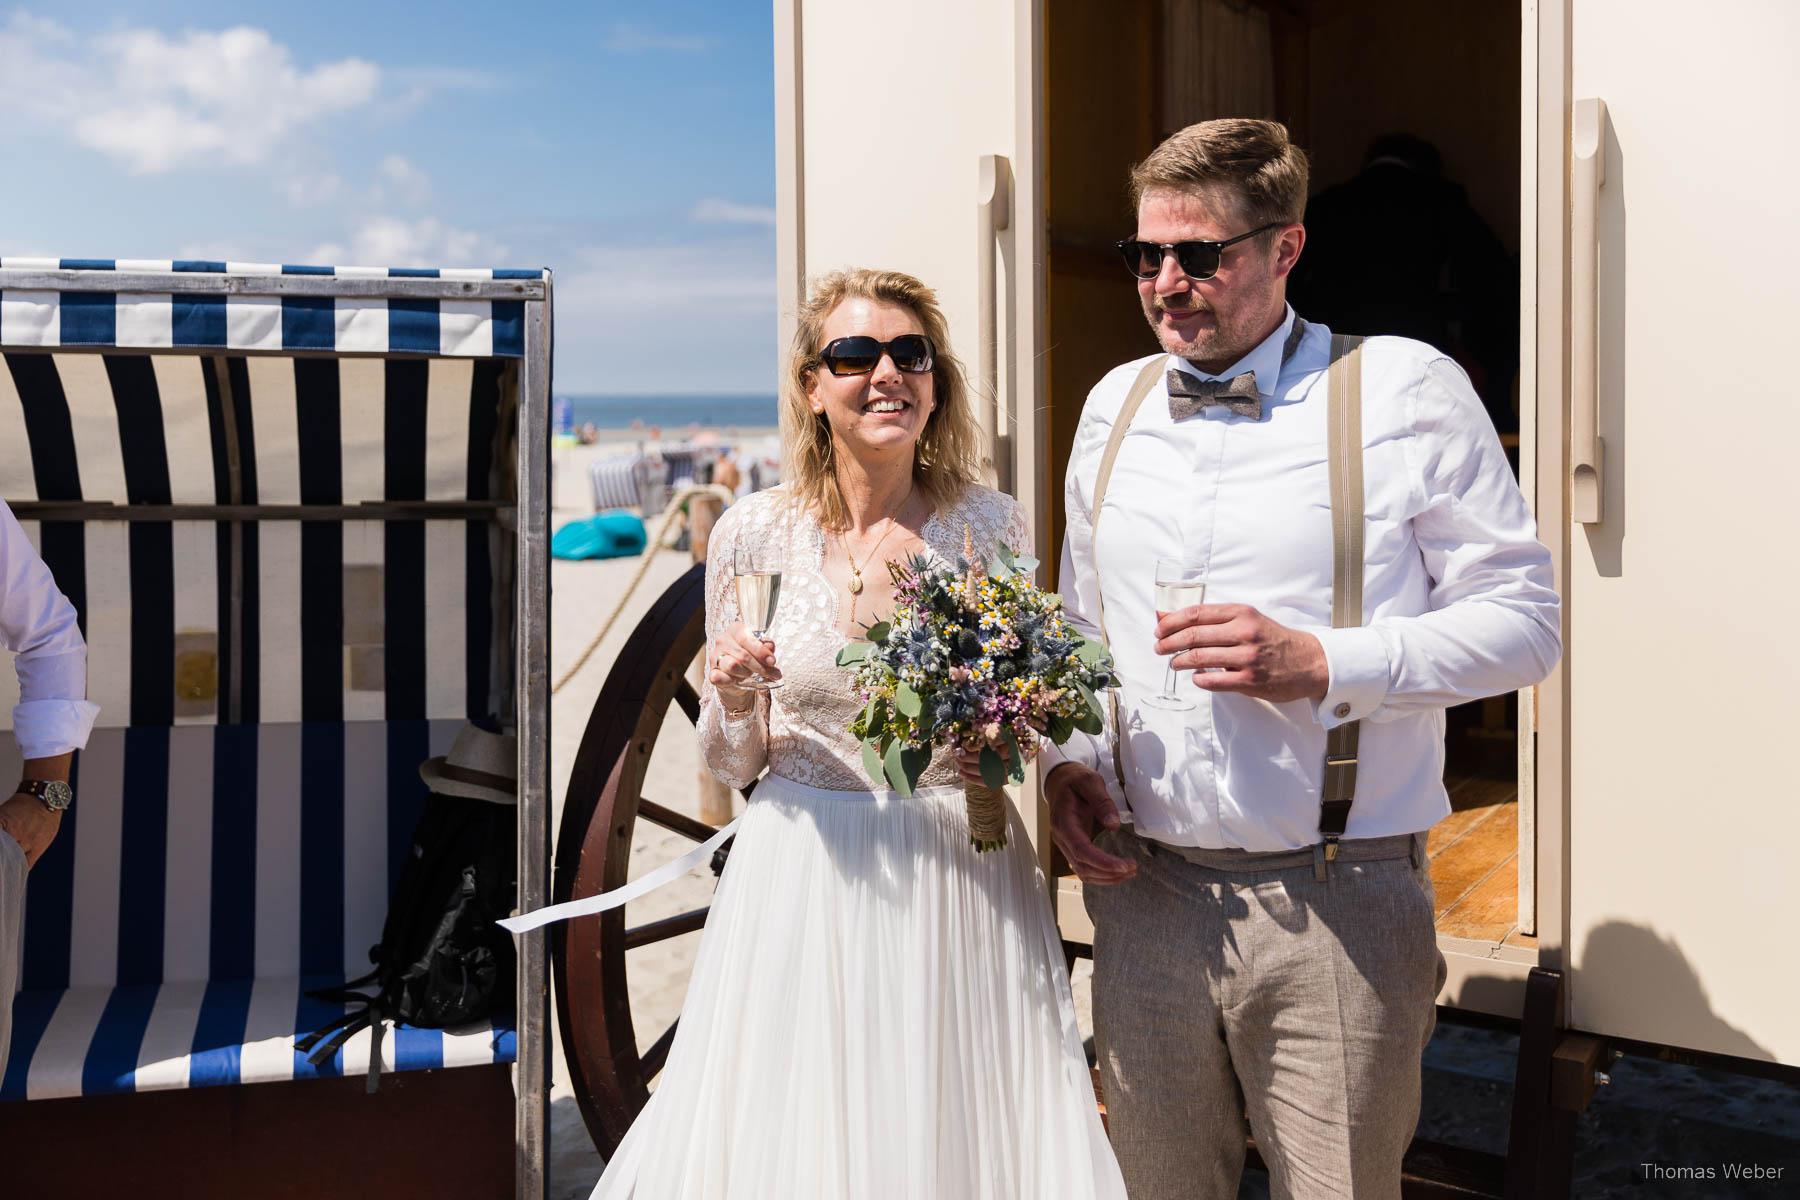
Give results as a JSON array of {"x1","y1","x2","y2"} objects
[{"x1": 552, "y1": 562, "x2": 756, "y2": 1158}]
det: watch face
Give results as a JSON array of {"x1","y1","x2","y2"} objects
[{"x1": 37, "y1": 780, "x2": 73, "y2": 811}]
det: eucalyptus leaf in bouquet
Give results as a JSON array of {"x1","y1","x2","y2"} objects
[{"x1": 838, "y1": 526, "x2": 1117, "y2": 850}]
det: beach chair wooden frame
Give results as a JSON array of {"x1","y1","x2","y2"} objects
[{"x1": 0, "y1": 260, "x2": 554, "y2": 1198}]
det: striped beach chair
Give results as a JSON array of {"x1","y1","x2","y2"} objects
[
  {"x1": 0, "y1": 259, "x2": 552, "y2": 1195},
  {"x1": 588, "y1": 449, "x2": 645, "y2": 513}
]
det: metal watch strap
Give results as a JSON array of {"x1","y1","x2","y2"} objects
[
  {"x1": 1089, "y1": 355, "x2": 1172, "y2": 792},
  {"x1": 1321, "y1": 334, "x2": 1367, "y2": 859}
]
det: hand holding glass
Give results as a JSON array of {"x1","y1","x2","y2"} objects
[
  {"x1": 1144, "y1": 555, "x2": 1207, "y2": 711},
  {"x1": 731, "y1": 546, "x2": 784, "y2": 690}
]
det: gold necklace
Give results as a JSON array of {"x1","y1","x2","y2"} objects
[{"x1": 841, "y1": 495, "x2": 915, "y2": 617}]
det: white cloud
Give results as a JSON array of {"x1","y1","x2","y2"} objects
[
  {"x1": 308, "y1": 216, "x2": 510, "y2": 270},
  {"x1": 0, "y1": 15, "x2": 381, "y2": 174},
  {"x1": 279, "y1": 171, "x2": 347, "y2": 207},
  {"x1": 604, "y1": 22, "x2": 711, "y2": 54},
  {"x1": 371, "y1": 155, "x2": 433, "y2": 206},
  {"x1": 691, "y1": 197, "x2": 777, "y2": 228}
]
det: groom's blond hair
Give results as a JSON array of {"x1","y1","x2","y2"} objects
[{"x1": 1130, "y1": 118, "x2": 1310, "y2": 234}]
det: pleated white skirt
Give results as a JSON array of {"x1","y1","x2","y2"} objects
[{"x1": 591, "y1": 774, "x2": 1127, "y2": 1199}]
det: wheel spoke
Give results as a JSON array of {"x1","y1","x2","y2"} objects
[
  {"x1": 673, "y1": 678, "x2": 701, "y2": 725},
  {"x1": 625, "y1": 906, "x2": 710, "y2": 949},
  {"x1": 641, "y1": 1019, "x2": 679, "y2": 1080},
  {"x1": 638, "y1": 799, "x2": 721, "y2": 843}
]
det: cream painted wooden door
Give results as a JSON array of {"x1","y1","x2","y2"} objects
[{"x1": 1557, "y1": 0, "x2": 1800, "y2": 1065}]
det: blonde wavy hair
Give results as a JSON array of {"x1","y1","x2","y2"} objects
[{"x1": 780, "y1": 268, "x2": 982, "y2": 530}]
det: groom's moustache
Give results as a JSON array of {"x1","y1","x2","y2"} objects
[{"x1": 1159, "y1": 298, "x2": 1212, "y2": 315}]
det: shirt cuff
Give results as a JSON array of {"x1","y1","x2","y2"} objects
[
  {"x1": 1039, "y1": 731, "x2": 1097, "y2": 775},
  {"x1": 12, "y1": 699, "x2": 101, "y2": 760},
  {"x1": 1311, "y1": 626, "x2": 1391, "y2": 729}
]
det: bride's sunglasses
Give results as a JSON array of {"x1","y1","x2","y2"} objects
[
  {"x1": 1115, "y1": 222, "x2": 1287, "y2": 281},
  {"x1": 819, "y1": 334, "x2": 935, "y2": 377}
]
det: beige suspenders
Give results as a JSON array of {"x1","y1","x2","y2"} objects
[
  {"x1": 1086, "y1": 334, "x2": 1366, "y2": 854},
  {"x1": 1320, "y1": 333, "x2": 1366, "y2": 857},
  {"x1": 1089, "y1": 355, "x2": 1170, "y2": 791}
]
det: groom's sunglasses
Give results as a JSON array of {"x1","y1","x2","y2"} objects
[
  {"x1": 1115, "y1": 222, "x2": 1287, "y2": 281},
  {"x1": 819, "y1": 334, "x2": 935, "y2": 377}
]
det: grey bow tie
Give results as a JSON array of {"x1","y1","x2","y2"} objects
[
  {"x1": 1167, "y1": 370, "x2": 1262, "y2": 420},
  {"x1": 1165, "y1": 318, "x2": 1309, "y2": 423}
]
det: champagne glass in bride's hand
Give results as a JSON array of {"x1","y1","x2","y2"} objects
[
  {"x1": 1143, "y1": 554, "x2": 1207, "y2": 711},
  {"x1": 732, "y1": 545, "x2": 784, "y2": 690}
]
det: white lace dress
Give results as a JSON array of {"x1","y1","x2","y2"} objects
[{"x1": 591, "y1": 484, "x2": 1126, "y2": 1199}]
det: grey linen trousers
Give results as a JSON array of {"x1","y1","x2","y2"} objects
[
  {"x1": 1085, "y1": 827, "x2": 1446, "y2": 1200},
  {"x1": 0, "y1": 830, "x2": 23, "y2": 1084}
]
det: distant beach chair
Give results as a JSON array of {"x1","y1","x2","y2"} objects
[
  {"x1": 661, "y1": 446, "x2": 699, "y2": 493},
  {"x1": 588, "y1": 451, "x2": 645, "y2": 513},
  {"x1": 745, "y1": 436, "x2": 782, "y2": 493}
]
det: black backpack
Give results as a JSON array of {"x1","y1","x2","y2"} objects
[{"x1": 297, "y1": 789, "x2": 517, "y2": 1091}]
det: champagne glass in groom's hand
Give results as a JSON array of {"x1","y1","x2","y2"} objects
[{"x1": 1143, "y1": 554, "x2": 1207, "y2": 710}]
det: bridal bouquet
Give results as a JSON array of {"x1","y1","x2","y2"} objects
[{"x1": 837, "y1": 528, "x2": 1116, "y2": 851}]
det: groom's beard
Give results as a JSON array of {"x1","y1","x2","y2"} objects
[{"x1": 1141, "y1": 293, "x2": 1267, "y2": 369}]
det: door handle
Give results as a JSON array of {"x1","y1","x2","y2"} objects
[
  {"x1": 1571, "y1": 98, "x2": 1606, "y2": 524},
  {"x1": 978, "y1": 154, "x2": 1012, "y2": 493}
]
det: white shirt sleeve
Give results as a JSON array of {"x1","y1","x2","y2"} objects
[
  {"x1": 1313, "y1": 357, "x2": 1561, "y2": 727},
  {"x1": 1, "y1": 499, "x2": 100, "y2": 759}
]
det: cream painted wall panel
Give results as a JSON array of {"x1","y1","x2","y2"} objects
[
  {"x1": 1566, "y1": 0, "x2": 1800, "y2": 1065},
  {"x1": 799, "y1": 0, "x2": 1017, "y2": 446}
]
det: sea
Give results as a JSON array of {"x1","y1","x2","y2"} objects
[{"x1": 561, "y1": 393, "x2": 779, "y2": 432}]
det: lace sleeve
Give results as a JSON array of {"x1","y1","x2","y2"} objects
[{"x1": 697, "y1": 502, "x2": 769, "y2": 789}]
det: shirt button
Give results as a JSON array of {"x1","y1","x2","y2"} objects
[{"x1": 1334, "y1": 703, "x2": 1352, "y2": 718}]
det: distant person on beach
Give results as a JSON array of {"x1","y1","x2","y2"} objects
[
  {"x1": 1043, "y1": 119, "x2": 1559, "y2": 1198},
  {"x1": 582, "y1": 268, "x2": 1126, "y2": 1197},
  {"x1": 710, "y1": 452, "x2": 740, "y2": 495},
  {"x1": 0, "y1": 496, "x2": 99, "y2": 1079}
]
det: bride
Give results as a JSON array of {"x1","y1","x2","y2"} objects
[{"x1": 589, "y1": 268, "x2": 1125, "y2": 1198}]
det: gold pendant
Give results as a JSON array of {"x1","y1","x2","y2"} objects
[{"x1": 848, "y1": 572, "x2": 864, "y2": 595}]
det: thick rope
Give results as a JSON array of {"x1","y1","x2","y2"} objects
[{"x1": 551, "y1": 483, "x2": 740, "y2": 697}]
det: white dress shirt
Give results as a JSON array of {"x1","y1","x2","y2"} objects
[
  {"x1": 1, "y1": 498, "x2": 99, "y2": 760},
  {"x1": 1040, "y1": 308, "x2": 1560, "y2": 850}
]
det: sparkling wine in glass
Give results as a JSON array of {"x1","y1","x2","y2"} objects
[
  {"x1": 732, "y1": 546, "x2": 783, "y2": 690},
  {"x1": 1143, "y1": 555, "x2": 1206, "y2": 711}
]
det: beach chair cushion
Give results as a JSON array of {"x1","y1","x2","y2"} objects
[{"x1": 0, "y1": 722, "x2": 516, "y2": 1101}]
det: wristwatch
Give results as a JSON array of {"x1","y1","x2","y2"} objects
[{"x1": 17, "y1": 779, "x2": 73, "y2": 812}]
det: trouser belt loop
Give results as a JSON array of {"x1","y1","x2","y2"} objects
[
  {"x1": 1410, "y1": 831, "x2": 1424, "y2": 869},
  {"x1": 1312, "y1": 841, "x2": 1328, "y2": 883}
]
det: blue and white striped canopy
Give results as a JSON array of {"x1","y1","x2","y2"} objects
[{"x1": 0, "y1": 259, "x2": 546, "y2": 358}]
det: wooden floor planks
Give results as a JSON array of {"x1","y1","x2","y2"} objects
[{"x1": 1429, "y1": 774, "x2": 1523, "y2": 944}]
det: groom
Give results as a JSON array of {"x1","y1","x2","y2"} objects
[{"x1": 1040, "y1": 119, "x2": 1560, "y2": 1198}]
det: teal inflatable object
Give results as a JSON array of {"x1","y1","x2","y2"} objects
[{"x1": 552, "y1": 510, "x2": 648, "y2": 560}]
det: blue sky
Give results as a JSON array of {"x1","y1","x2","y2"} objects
[{"x1": 0, "y1": 1, "x2": 777, "y2": 393}]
